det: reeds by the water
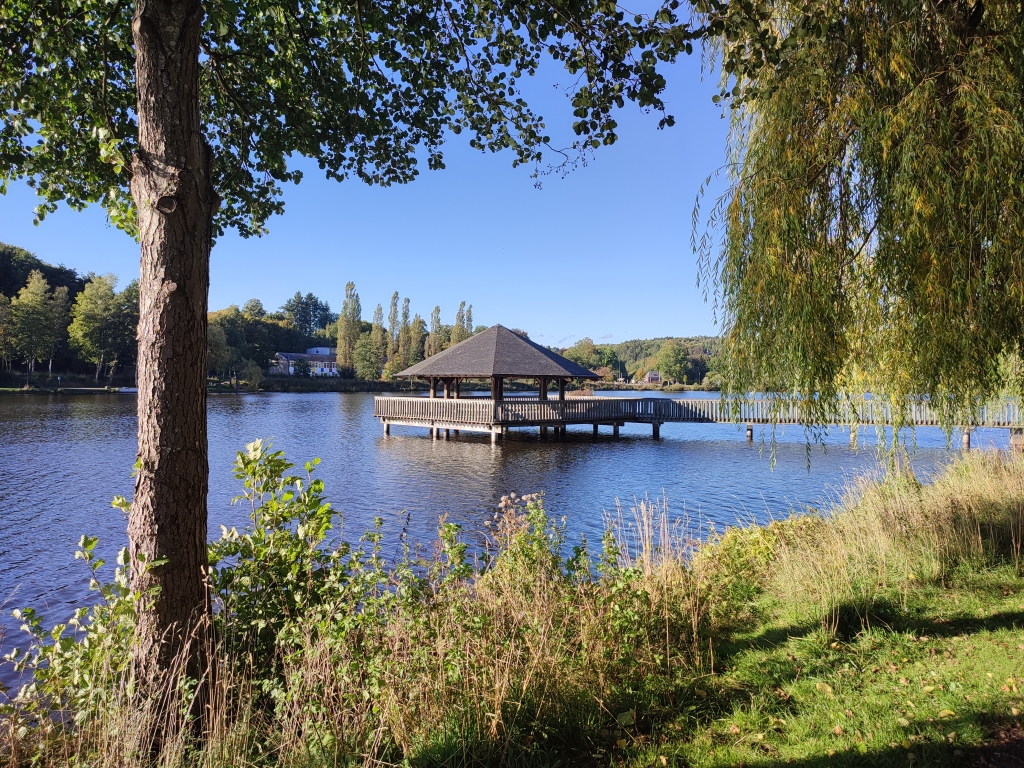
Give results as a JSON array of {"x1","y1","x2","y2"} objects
[{"x1": 4, "y1": 448, "x2": 1024, "y2": 768}]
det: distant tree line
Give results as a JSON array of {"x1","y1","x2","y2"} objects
[
  {"x1": 560, "y1": 335, "x2": 721, "y2": 385},
  {"x1": 343, "y1": 287, "x2": 479, "y2": 380},
  {"x1": 0, "y1": 243, "x2": 138, "y2": 385},
  {"x1": 208, "y1": 282, "x2": 481, "y2": 383}
]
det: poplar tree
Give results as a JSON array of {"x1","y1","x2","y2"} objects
[
  {"x1": 450, "y1": 301, "x2": 469, "y2": 346},
  {"x1": 370, "y1": 304, "x2": 387, "y2": 377},
  {"x1": 697, "y1": 0, "x2": 1024, "y2": 433},
  {"x1": 428, "y1": 305, "x2": 442, "y2": 357},
  {"x1": 397, "y1": 297, "x2": 411, "y2": 369},
  {"x1": 386, "y1": 292, "x2": 400, "y2": 371},
  {"x1": 410, "y1": 314, "x2": 427, "y2": 365},
  {"x1": 0, "y1": 0, "x2": 688, "y2": 711},
  {"x1": 336, "y1": 282, "x2": 361, "y2": 368}
]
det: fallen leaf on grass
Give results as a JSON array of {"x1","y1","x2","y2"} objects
[
  {"x1": 695, "y1": 688, "x2": 707, "y2": 699},
  {"x1": 833, "y1": 726, "x2": 844, "y2": 736},
  {"x1": 897, "y1": 717, "x2": 910, "y2": 727},
  {"x1": 938, "y1": 709, "x2": 956, "y2": 719},
  {"x1": 816, "y1": 682, "x2": 834, "y2": 697}
]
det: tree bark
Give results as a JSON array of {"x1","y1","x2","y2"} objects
[{"x1": 127, "y1": 0, "x2": 215, "y2": 729}]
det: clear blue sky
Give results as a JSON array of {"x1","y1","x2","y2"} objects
[{"x1": 0, "y1": 55, "x2": 728, "y2": 347}]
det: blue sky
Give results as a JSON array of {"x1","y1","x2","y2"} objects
[{"x1": 0, "y1": 55, "x2": 729, "y2": 346}]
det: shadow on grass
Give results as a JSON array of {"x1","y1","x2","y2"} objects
[
  {"x1": 718, "y1": 603, "x2": 1024, "y2": 663},
  {"x1": 724, "y1": 719, "x2": 1024, "y2": 768}
]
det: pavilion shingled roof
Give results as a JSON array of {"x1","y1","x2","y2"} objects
[{"x1": 395, "y1": 325, "x2": 599, "y2": 379}]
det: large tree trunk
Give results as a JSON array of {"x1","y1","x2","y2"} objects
[{"x1": 128, "y1": 0, "x2": 215, "y2": 729}]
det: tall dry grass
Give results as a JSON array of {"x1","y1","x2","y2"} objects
[
  {"x1": 3, "y1": 485, "x2": 719, "y2": 768},
  {"x1": 4, "y1": 447, "x2": 1023, "y2": 768},
  {"x1": 769, "y1": 450, "x2": 1024, "y2": 626}
]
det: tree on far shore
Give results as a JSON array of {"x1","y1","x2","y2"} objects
[
  {"x1": 336, "y1": 283, "x2": 361, "y2": 369},
  {"x1": 68, "y1": 275, "x2": 121, "y2": 383},
  {"x1": 12, "y1": 270, "x2": 64, "y2": 384}
]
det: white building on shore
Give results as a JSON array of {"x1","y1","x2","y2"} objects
[{"x1": 270, "y1": 348, "x2": 342, "y2": 376}]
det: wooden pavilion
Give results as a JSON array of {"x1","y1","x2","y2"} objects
[{"x1": 384, "y1": 325, "x2": 598, "y2": 440}]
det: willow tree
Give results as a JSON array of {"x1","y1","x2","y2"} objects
[
  {"x1": 696, "y1": 0, "x2": 1024, "y2": 432},
  {"x1": 0, "y1": 0, "x2": 688, "y2": 699}
]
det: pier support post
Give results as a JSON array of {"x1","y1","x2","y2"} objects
[
  {"x1": 1011, "y1": 428, "x2": 1024, "y2": 452},
  {"x1": 652, "y1": 422, "x2": 660, "y2": 439},
  {"x1": 962, "y1": 429, "x2": 971, "y2": 451},
  {"x1": 383, "y1": 421, "x2": 389, "y2": 436},
  {"x1": 613, "y1": 423, "x2": 619, "y2": 438},
  {"x1": 491, "y1": 427, "x2": 499, "y2": 445},
  {"x1": 541, "y1": 426, "x2": 548, "y2": 439},
  {"x1": 593, "y1": 424, "x2": 599, "y2": 436},
  {"x1": 746, "y1": 424, "x2": 753, "y2": 442},
  {"x1": 431, "y1": 426, "x2": 437, "y2": 440}
]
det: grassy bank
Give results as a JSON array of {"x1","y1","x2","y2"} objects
[{"x1": 2, "y1": 451, "x2": 1023, "y2": 767}]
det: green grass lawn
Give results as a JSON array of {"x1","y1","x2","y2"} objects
[{"x1": 621, "y1": 566, "x2": 1023, "y2": 768}]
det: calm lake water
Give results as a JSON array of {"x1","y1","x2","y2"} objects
[{"x1": 0, "y1": 391, "x2": 1012, "y2": 685}]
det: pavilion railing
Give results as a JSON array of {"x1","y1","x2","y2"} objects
[{"x1": 374, "y1": 396, "x2": 1024, "y2": 428}]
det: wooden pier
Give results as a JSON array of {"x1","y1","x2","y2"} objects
[
  {"x1": 374, "y1": 395, "x2": 1024, "y2": 447},
  {"x1": 383, "y1": 326, "x2": 1024, "y2": 448}
]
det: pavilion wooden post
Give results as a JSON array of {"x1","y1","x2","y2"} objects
[
  {"x1": 556, "y1": 378, "x2": 566, "y2": 438},
  {"x1": 443, "y1": 378, "x2": 451, "y2": 439},
  {"x1": 539, "y1": 376, "x2": 548, "y2": 438},
  {"x1": 453, "y1": 378, "x2": 460, "y2": 436},
  {"x1": 429, "y1": 377, "x2": 437, "y2": 439}
]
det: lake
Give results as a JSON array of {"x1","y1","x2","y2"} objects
[{"x1": 0, "y1": 391, "x2": 1011, "y2": 684}]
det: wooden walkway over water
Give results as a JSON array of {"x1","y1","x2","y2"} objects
[{"x1": 374, "y1": 395, "x2": 1024, "y2": 447}]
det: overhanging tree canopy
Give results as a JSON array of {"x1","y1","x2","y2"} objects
[
  {"x1": 1, "y1": 0, "x2": 690, "y2": 234},
  {"x1": 695, "y1": 0, "x2": 1024, "y2": 431}
]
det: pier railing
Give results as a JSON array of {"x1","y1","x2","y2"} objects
[{"x1": 374, "y1": 396, "x2": 1024, "y2": 428}]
